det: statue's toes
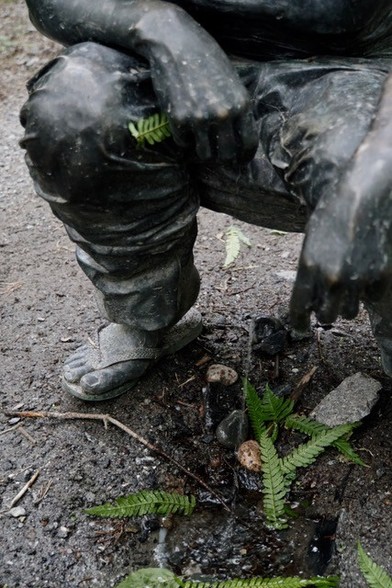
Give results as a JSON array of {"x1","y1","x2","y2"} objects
[
  {"x1": 63, "y1": 344, "x2": 90, "y2": 366},
  {"x1": 80, "y1": 360, "x2": 148, "y2": 395},
  {"x1": 63, "y1": 360, "x2": 93, "y2": 383}
]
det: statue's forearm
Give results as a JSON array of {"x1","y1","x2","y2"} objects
[{"x1": 25, "y1": 0, "x2": 215, "y2": 59}]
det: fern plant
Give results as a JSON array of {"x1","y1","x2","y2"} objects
[
  {"x1": 224, "y1": 225, "x2": 251, "y2": 267},
  {"x1": 115, "y1": 568, "x2": 339, "y2": 588},
  {"x1": 85, "y1": 490, "x2": 196, "y2": 518},
  {"x1": 357, "y1": 543, "x2": 392, "y2": 588},
  {"x1": 129, "y1": 112, "x2": 171, "y2": 147},
  {"x1": 244, "y1": 380, "x2": 364, "y2": 529},
  {"x1": 285, "y1": 415, "x2": 365, "y2": 466}
]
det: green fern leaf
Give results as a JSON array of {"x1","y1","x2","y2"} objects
[
  {"x1": 116, "y1": 571, "x2": 339, "y2": 588},
  {"x1": 280, "y1": 424, "x2": 354, "y2": 477},
  {"x1": 244, "y1": 381, "x2": 294, "y2": 442},
  {"x1": 180, "y1": 576, "x2": 339, "y2": 587},
  {"x1": 260, "y1": 385, "x2": 294, "y2": 424},
  {"x1": 259, "y1": 430, "x2": 288, "y2": 529},
  {"x1": 85, "y1": 490, "x2": 196, "y2": 519},
  {"x1": 285, "y1": 415, "x2": 366, "y2": 466},
  {"x1": 128, "y1": 112, "x2": 172, "y2": 147},
  {"x1": 358, "y1": 543, "x2": 392, "y2": 588},
  {"x1": 114, "y1": 568, "x2": 180, "y2": 588},
  {"x1": 244, "y1": 379, "x2": 267, "y2": 441},
  {"x1": 224, "y1": 225, "x2": 251, "y2": 267}
]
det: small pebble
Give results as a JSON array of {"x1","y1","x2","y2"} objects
[
  {"x1": 206, "y1": 364, "x2": 238, "y2": 386},
  {"x1": 58, "y1": 526, "x2": 69, "y2": 538},
  {"x1": 9, "y1": 507, "x2": 26, "y2": 518},
  {"x1": 8, "y1": 417, "x2": 20, "y2": 425},
  {"x1": 237, "y1": 440, "x2": 262, "y2": 472}
]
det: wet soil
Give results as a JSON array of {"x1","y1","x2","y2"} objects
[{"x1": 1, "y1": 2, "x2": 391, "y2": 587}]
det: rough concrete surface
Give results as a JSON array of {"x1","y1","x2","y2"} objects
[{"x1": 311, "y1": 372, "x2": 382, "y2": 427}]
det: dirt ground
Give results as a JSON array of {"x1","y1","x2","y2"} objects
[{"x1": 1, "y1": 2, "x2": 391, "y2": 587}]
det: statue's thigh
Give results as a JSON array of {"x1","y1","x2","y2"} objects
[{"x1": 199, "y1": 59, "x2": 389, "y2": 231}]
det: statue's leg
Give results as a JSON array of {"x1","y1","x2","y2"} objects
[
  {"x1": 199, "y1": 58, "x2": 389, "y2": 231},
  {"x1": 20, "y1": 42, "x2": 201, "y2": 401}
]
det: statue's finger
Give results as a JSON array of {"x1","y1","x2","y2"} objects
[
  {"x1": 289, "y1": 267, "x2": 315, "y2": 333},
  {"x1": 194, "y1": 126, "x2": 213, "y2": 161},
  {"x1": 340, "y1": 287, "x2": 360, "y2": 320},
  {"x1": 213, "y1": 121, "x2": 237, "y2": 161},
  {"x1": 317, "y1": 285, "x2": 343, "y2": 325},
  {"x1": 234, "y1": 110, "x2": 258, "y2": 162}
]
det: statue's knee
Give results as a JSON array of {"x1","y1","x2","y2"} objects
[
  {"x1": 21, "y1": 48, "x2": 107, "y2": 162},
  {"x1": 20, "y1": 43, "x2": 136, "y2": 178}
]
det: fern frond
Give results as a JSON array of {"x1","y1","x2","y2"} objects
[
  {"x1": 114, "y1": 568, "x2": 180, "y2": 588},
  {"x1": 116, "y1": 570, "x2": 339, "y2": 588},
  {"x1": 259, "y1": 430, "x2": 288, "y2": 529},
  {"x1": 180, "y1": 576, "x2": 340, "y2": 587},
  {"x1": 244, "y1": 379, "x2": 267, "y2": 441},
  {"x1": 285, "y1": 415, "x2": 366, "y2": 466},
  {"x1": 224, "y1": 225, "x2": 251, "y2": 267},
  {"x1": 260, "y1": 385, "x2": 294, "y2": 425},
  {"x1": 129, "y1": 112, "x2": 171, "y2": 147},
  {"x1": 244, "y1": 381, "x2": 294, "y2": 442},
  {"x1": 358, "y1": 543, "x2": 392, "y2": 588},
  {"x1": 85, "y1": 490, "x2": 196, "y2": 518},
  {"x1": 280, "y1": 424, "x2": 354, "y2": 477}
]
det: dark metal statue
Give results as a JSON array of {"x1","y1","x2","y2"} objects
[{"x1": 21, "y1": 0, "x2": 392, "y2": 400}]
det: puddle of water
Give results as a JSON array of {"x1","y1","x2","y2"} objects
[{"x1": 153, "y1": 498, "x2": 338, "y2": 582}]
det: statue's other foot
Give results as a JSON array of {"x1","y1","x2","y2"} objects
[{"x1": 62, "y1": 309, "x2": 202, "y2": 401}]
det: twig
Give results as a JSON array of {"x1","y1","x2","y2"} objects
[
  {"x1": 33, "y1": 480, "x2": 53, "y2": 505},
  {"x1": 316, "y1": 327, "x2": 324, "y2": 362},
  {"x1": 178, "y1": 375, "x2": 196, "y2": 389},
  {"x1": 0, "y1": 281, "x2": 23, "y2": 296},
  {"x1": 291, "y1": 366, "x2": 318, "y2": 404},
  {"x1": 5, "y1": 410, "x2": 231, "y2": 512},
  {"x1": 229, "y1": 281, "x2": 256, "y2": 296},
  {"x1": 10, "y1": 469, "x2": 40, "y2": 508},
  {"x1": 18, "y1": 426, "x2": 36, "y2": 444},
  {"x1": 0, "y1": 423, "x2": 21, "y2": 436}
]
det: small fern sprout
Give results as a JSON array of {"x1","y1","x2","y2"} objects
[
  {"x1": 129, "y1": 112, "x2": 172, "y2": 147},
  {"x1": 224, "y1": 225, "x2": 251, "y2": 267}
]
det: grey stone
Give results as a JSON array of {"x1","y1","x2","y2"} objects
[
  {"x1": 216, "y1": 410, "x2": 248, "y2": 449},
  {"x1": 9, "y1": 507, "x2": 26, "y2": 518},
  {"x1": 311, "y1": 372, "x2": 381, "y2": 427}
]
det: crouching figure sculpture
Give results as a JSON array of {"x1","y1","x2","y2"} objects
[{"x1": 21, "y1": 0, "x2": 392, "y2": 400}]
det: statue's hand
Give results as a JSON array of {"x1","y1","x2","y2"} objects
[
  {"x1": 290, "y1": 125, "x2": 392, "y2": 333},
  {"x1": 290, "y1": 199, "x2": 389, "y2": 333},
  {"x1": 139, "y1": 6, "x2": 257, "y2": 162},
  {"x1": 152, "y1": 54, "x2": 257, "y2": 162}
]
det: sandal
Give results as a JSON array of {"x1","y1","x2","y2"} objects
[{"x1": 61, "y1": 308, "x2": 202, "y2": 401}]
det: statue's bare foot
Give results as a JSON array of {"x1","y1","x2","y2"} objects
[{"x1": 62, "y1": 309, "x2": 202, "y2": 401}]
